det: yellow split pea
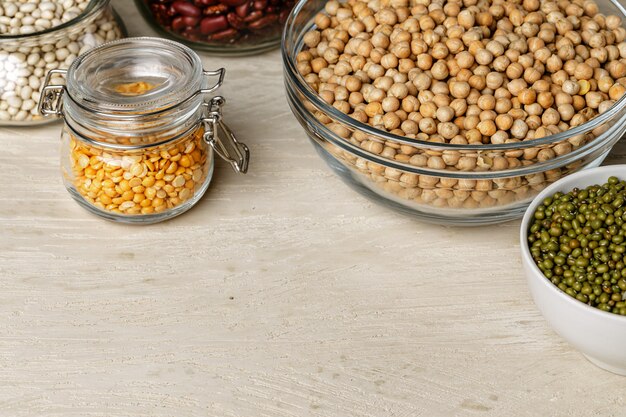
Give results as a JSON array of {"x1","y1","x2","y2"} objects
[{"x1": 115, "y1": 81, "x2": 158, "y2": 96}]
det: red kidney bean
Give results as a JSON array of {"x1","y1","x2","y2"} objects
[
  {"x1": 182, "y1": 16, "x2": 200, "y2": 26},
  {"x1": 194, "y1": 0, "x2": 218, "y2": 5},
  {"x1": 226, "y1": 12, "x2": 246, "y2": 30},
  {"x1": 235, "y1": 2, "x2": 250, "y2": 18},
  {"x1": 243, "y1": 10, "x2": 263, "y2": 22},
  {"x1": 247, "y1": 13, "x2": 277, "y2": 29},
  {"x1": 210, "y1": 28, "x2": 238, "y2": 40},
  {"x1": 172, "y1": 0, "x2": 201, "y2": 17},
  {"x1": 200, "y1": 15, "x2": 229, "y2": 34},
  {"x1": 172, "y1": 16, "x2": 186, "y2": 30}
]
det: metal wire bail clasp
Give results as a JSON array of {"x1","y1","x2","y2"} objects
[
  {"x1": 38, "y1": 69, "x2": 67, "y2": 117},
  {"x1": 200, "y1": 68, "x2": 226, "y2": 95},
  {"x1": 202, "y1": 96, "x2": 250, "y2": 174}
]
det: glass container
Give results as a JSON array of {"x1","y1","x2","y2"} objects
[
  {"x1": 282, "y1": 0, "x2": 626, "y2": 225},
  {"x1": 39, "y1": 37, "x2": 249, "y2": 224},
  {"x1": 0, "y1": 0, "x2": 126, "y2": 126},
  {"x1": 134, "y1": 0, "x2": 295, "y2": 55}
]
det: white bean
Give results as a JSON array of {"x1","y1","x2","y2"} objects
[
  {"x1": 19, "y1": 3, "x2": 37, "y2": 14},
  {"x1": 20, "y1": 86, "x2": 33, "y2": 101},
  {"x1": 3, "y1": 3, "x2": 17, "y2": 18}
]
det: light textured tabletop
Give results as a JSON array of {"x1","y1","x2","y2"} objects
[{"x1": 2, "y1": 1, "x2": 626, "y2": 416}]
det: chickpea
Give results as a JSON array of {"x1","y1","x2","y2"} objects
[
  {"x1": 416, "y1": 53, "x2": 433, "y2": 70},
  {"x1": 493, "y1": 56, "x2": 511, "y2": 73},
  {"x1": 450, "y1": 98, "x2": 468, "y2": 116},
  {"x1": 542, "y1": 108, "x2": 561, "y2": 125},
  {"x1": 383, "y1": 112, "x2": 402, "y2": 129},
  {"x1": 495, "y1": 98, "x2": 513, "y2": 114},
  {"x1": 546, "y1": 55, "x2": 563, "y2": 73},
  {"x1": 574, "y1": 62, "x2": 594, "y2": 80},
  {"x1": 609, "y1": 83, "x2": 626, "y2": 100},
  {"x1": 537, "y1": 92, "x2": 554, "y2": 109},
  {"x1": 438, "y1": 122, "x2": 459, "y2": 139},
  {"x1": 599, "y1": 100, "x2": 615, "y2": 114},
  {"x1": 401, "y1": 119, "x2": 419, "y2": 135},
  {"x1": 418, "y1": 117, "x2": 437, "y2": 134},
  {"x1": 477, "y1": 120, "x2": 497, "y2": 136},
  {"x1": 495, "y1": 114, "x2": 514, "y2": 130},
  {"x1": 511, "y1": 119, "x2": 529, "y2": 139},
  {"x1": 304, "y1": 31, "x2": 322, "y2": 48},
  {"x1": 314, "y1": 13, "x2": 331, "y2": 30},
  {"x1": 557, "y1": 103, "x2": 575, "y2": 121},
  {"x1": 508, "y1": 79, "x2": 528, "y2": 96},
  {"x1": 381, "y1": 53, "x2": 399, "y2": 69},
  {"x1": 585, "y1": 91, "x2": 605, "y2": 109},
  {"x1": 609, "y1": 61, "x2": 626, "y2": 79},
  {"x1": 413, "y1": 73, "x2": 432, "y2": 91},
  {"x1": 431, "y1": 61, "x2": 449, "y2": 80},
  {"x1": 381, "y1": 97, "x2": 400, "y2": 112},
  {"x1": 365, "y1": 102, "x2": 383, "y2": 117},
  {"x1": 345, "y1": 75, "x2": 363, "y2": 92},
  {"x1": 561, "y1": 79, "x2": 580, "y2": 95},
  {"x1": 456, "y1": 51, "x2": 475, "y2": 69},
  {"x1": 311, "y1": 57, "x2": 328, "y2": 73},
  {"x1": 457, "y1": 10, "x2": 475, "y2": 28},
  {"x1": 518, "y1": 88, "x2": 537, "y2": 105},
  {"x1": 450, "y1": 81, "x2": 471, "y2": 99}
]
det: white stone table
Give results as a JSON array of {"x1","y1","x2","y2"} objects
[{"x1": 1, "y1": 1, "x2": 626, "y2": 415}]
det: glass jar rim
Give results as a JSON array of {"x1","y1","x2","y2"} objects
[
  {"x1": 281, "y1": 0, "x2": 626, "y2": 153},
  {"x1": 64, "y1": 113, "x2": 205, "y2": 151},
  {"x1": 0, "y1": 0, "x2": 110, "y2": 41}
]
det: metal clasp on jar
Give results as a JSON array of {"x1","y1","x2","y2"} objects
[
  {"x1": 38, "y1": 69, "x2": 68, "y2": 116},
  {"x1": 202, "y1": 96, "x2": 250, "y2": 174},
  {"x1": 38, "y1": 67, "x2": 227, "y2": 117}
]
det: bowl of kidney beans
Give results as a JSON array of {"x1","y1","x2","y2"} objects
[{"x1": 136, "y1": 0, "x2": 295, "y2": 55}]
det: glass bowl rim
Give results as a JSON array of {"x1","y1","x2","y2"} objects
[
  {"x1": 281, "y1": 0, "x2": 626, "y2": 153},
  {"x1": 286, "y1": 79, "x2": 621, "y2": 179},
  {"x1": 0, "y1": 0, "x2": 110, "y2": 41}
]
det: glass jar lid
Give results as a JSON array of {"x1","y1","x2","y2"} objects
[{"x1": 66, "y1": 37, "x2": 205, "y2": 116}]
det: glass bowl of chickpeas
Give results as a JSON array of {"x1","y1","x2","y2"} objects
[{"x1": 282, "y1": 0, "x2": 626, "y2": 225}]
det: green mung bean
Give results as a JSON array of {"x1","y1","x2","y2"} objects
[{"x1": 528, "y1": 176, "x2": 626, "y2": 316}]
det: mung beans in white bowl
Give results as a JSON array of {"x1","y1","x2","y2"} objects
[{"x1": 520, "y1": 165, "x2": 626, "y2": 375}]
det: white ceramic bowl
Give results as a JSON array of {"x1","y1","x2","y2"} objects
[{"x1": 520, "y1": 165, "x2": 626, "y2": 375}]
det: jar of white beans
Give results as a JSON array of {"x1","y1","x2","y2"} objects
[
  {"x1": 38, "y1": 37, "x2": 250, "y2": 224},
  {"x1": 0, "y1": 0, "x2": 126, "y2": 126}
]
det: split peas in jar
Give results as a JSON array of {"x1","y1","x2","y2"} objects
[{"x1": 68, "y1": 128, "x2": 209, "y2": 216}]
